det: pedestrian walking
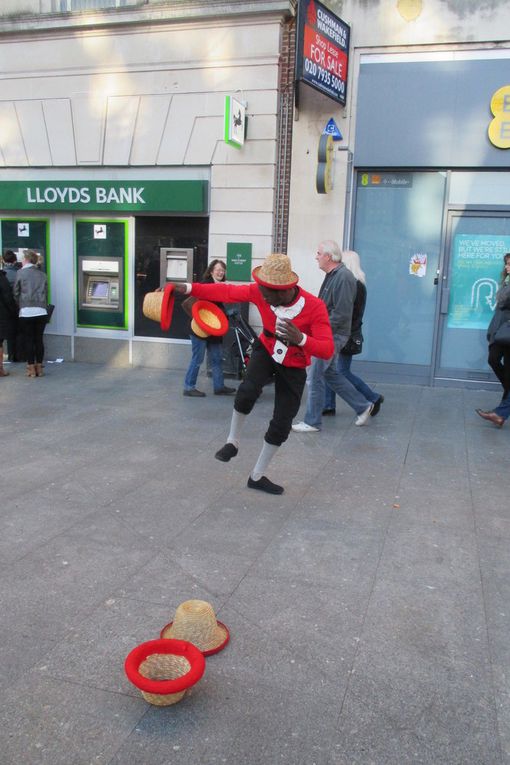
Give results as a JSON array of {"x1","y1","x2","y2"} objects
[
  {"x1": 293, "y1": 240, "x2": 374, "y2": 433},
  {"x1": 322, "y1": 250, "x2": 383, "y2": 417}
]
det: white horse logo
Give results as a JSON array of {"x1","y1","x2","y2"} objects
[{"x1": 471, "y1": 278, "x2": 499, "y2": 311}]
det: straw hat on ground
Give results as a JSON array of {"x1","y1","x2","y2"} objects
[
  {"x1": 161, "y1": 599, "x2": 230, "y2": 656},
  {"x1": 124, "y1": 638, "x2": 205, "y2": 706},
  {"x1": 252, "y1": 253, "x2": 298, "y2": 289}
]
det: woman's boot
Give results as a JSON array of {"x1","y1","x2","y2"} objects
[
  {"x1": 26, "y1": 364, "x2": 36, "y2": 377},
  {"x1": 35, "y1": 363, "x2": 44, "y2": 377}
]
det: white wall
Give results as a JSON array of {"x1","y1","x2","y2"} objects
[{"x1": 0, "y1": 14, "x2": 284, "y2": 273}]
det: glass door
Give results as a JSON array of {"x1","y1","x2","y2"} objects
[
  {"x1": 352, "y1": 171, "x2": 446, "y2": 383},
  {"x1": 435, "y1": 212, "x2": 510, "y2": 384}
]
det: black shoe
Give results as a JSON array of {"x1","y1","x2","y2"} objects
[
  {"x1": 247, "y1": 476, "x2": 284, "y2": 495},
  {"x1": 322, "y1": 408, "x2": 336, "y2": 416},
  {"x1": 215, "y1": 443, "x2": 238, "y2": 462},
  {"x1": 183, "y1": 389, "x2": 206, "y2": 397},
  {"x1": 214, "y1": 386, "x2": 236, "y2": 395},
  {"x1": 370, "y1": 395, "x2": 384, "y2": 417}
]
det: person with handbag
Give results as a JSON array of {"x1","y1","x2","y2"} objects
[
  {"x1": 182, "y1": 259, "x2": 236, "y2": 397},
  {"x1": 13, "y1": 249, "x2": 48, "y2": 378},
  {"x1": 292, "y1": 241, "x2": 376, "y2": 433},
  {"x1": 476, "y1": 254, "x2": 510, "y2": 427},
  {"x1": 322, "y1": 250, "x2": 383, "y2": 418}
]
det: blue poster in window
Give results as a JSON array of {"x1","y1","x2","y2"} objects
[{"x1": 447, "y1": 234, "x2": 510, "y2": 329}]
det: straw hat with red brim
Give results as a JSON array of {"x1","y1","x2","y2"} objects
[
  {"x1": 124, "y1": 638, "x2": 205, "y2": 706},
  {"x1": 160, "y1": 599, "x2": 230, "y2": 656},
  {"x1": 252, "y1": 253, "x2": 298, "y2": 289},
  {"x1": 191, "y1": 300, "x2": 229, "y2": 337},
  {"x1": 142, "y1": 284, "x2": 175, "y2": 331},
  {"x1": 160, "y1": 284, "x2": 175, "y2": 331}
]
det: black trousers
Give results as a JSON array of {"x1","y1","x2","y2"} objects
[
  {"x1": 19, "y1": 315, "x2": 46, "y2": 364},
  {"x1": 234, "y1": 339, "x2": 306, "y2": 446},
  {"x1": 488, "y1": 342, "x2": 510, "y2": 395}
]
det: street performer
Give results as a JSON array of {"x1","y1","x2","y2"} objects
[{"x1": 171, "y1": 253, "x2": 334, "y2": 495}]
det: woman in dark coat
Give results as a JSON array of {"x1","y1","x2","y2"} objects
[
  {"x1": 0, "y1": 268, "x2": 18, "y2": 377},
  {"x1": 476, "y1": 254, "x2": 510, "y2": 427}
]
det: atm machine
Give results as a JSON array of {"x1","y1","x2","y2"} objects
[
  {"x1": 159, "y1": 247, "x2": 194, "y2": 286},
  {"x1": 159, "y1": 247, "x2": 196, "y2": 338},
  {"x1": 77, "y1": 255, "x2": 124, "y2": 327}
]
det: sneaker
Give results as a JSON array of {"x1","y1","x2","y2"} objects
[
  {"x1": 292, "y1": 421, "x2": 320, "y2": 433},
  {"x1": 370, "y1": 395, "x2": 384, "y2": 417},
  {"x1": 355, "y1": 403, "x2": 373, "y2": 426},
  {"x1": 183, "y1": 389, "x2": 206, "y2": 397},
  {"x1": 214, "y1": 386, "x2": 236, "y2": 395},
  {"x1": 247, "y1": 476, "x2": 284, "y2": 495},
  {"x1": 322, "y1": 408, "x2": 336, "y2": 416},
  {"x1": 215, "y1": 443, "x2": 239, "y2": 462}
]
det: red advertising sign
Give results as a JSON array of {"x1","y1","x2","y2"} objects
[{"x1": 296, "y1": 0, "x2": 350, "y2": 106}]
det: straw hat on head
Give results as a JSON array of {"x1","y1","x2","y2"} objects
[
  {"x1": 160, "y1": 599, "x2": 230, "y2": 656},
  {"x1": 252, "y1": 253, "x2": 298, "y2": 289}
]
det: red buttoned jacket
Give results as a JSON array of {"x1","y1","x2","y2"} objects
[{"x1": 189, "y1": 282, "x2": 334, "y2": 368}]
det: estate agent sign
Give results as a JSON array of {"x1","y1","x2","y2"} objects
[{"x1": 295, "y1": 0, "x2": 350, "y2": 106}]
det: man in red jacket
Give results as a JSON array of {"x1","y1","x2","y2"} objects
[{"x1": 172, "y1": 253, "x2": 334, "y2": 494}]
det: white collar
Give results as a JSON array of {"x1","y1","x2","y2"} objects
[{"x1": 270, "y1": 295, "x2": 305, "y2": 320}]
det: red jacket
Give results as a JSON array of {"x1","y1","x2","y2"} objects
[{"x1": 190, "y1": 282, "x2": 334, "y2": 368}]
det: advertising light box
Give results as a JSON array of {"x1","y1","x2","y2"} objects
[{"x1": 296, "y1": 0, "x2": 350, "y2": 106}]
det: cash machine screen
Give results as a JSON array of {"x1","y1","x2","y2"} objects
[
  {"x1": 90, "y1": 281, "x2": 109, "y2": 299},
  {"x1": 87, "y1": 279, "x2": 110, "y2": 300}
]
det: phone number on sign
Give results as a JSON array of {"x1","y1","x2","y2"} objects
[{"x1": 304, "y1": 58, "x2": 345, "y2": 95}]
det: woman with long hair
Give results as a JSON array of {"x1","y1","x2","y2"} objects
[
  {"x1": 323, "y1": 250, "x2": 383, "y2": 418},
  {"x1": 13, "y1": 250, "x2": 48, "y2": 378},
  {"x1": 476, "y1": 253, "x2": 510, "y2": 427},
  {"x1": 182, "y1": 259, "x2": 236, "y2": 397}
]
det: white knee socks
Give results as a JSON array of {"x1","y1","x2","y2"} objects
[
  {"x1": 251, "y1": 441, "x2": 279, "y2": 481},
  {"x1": 227, "y1": 410, "x2": 247, "y2": 448}
]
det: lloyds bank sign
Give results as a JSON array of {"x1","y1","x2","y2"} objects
[{"x1": 0, "y1": 180, "x2": 208, "y2": 213}]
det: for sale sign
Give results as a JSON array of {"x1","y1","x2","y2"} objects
[{"x1": 296, "y1": 0, "x2": 350, "y2": 106}]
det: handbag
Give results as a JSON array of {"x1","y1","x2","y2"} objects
[
  {"x1": 46, "y1": 303, "x2": 55, "y2": 324},
  {"x1": 494, "y1": 319, "x2": 510, "y2": 346},
  {"x1": 341, "y1": 334, "x2": 363, "y2": 355}
]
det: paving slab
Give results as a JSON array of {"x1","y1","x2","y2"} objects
[{"x1": 0, "y1": 362, "x2": 509, "y2": 765}]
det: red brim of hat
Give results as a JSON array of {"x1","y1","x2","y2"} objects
[
  {"x1": 160, "y1": 284, "x2": 175, "y2": 331},
  {"x1": 252, "y1": 266, "x2": 298, "y2": 289},
  {"x1": 159, "y1": 620, "x2": 230, "y2": 656},
  {"x1": 124, "y1": 638, "x2": 205, "y2": 695},
  {"x1": 191, "y1": 300, "x2": 229, "y2": 337}
]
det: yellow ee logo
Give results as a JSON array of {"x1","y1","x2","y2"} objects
[
  {"x1": 488, "y1": 85, "x2": 510, "y2": 149},
  {"x1": 316, "y1": 134, "x2": 334, "y2": 194}
]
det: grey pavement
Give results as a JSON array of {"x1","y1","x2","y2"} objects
[{"x1": 0, "y1": 360, "x2": 509, "y2": 765}]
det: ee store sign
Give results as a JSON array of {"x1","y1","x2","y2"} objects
[{"x1": 25, "y1": 185, "x2": 146, "y2": 206}]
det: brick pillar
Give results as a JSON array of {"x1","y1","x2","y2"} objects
[{"x1": 273, "y1": 15, "x2": 296, "y2": 255}]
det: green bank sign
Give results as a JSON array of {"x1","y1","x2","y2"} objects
[{"x1": 0, "y1": 180, "x2": 208, "y2": 212}]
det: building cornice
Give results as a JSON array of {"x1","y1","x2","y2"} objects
[{"x1": 0, "y1": 1, "x2": 296, "y2": 36}]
